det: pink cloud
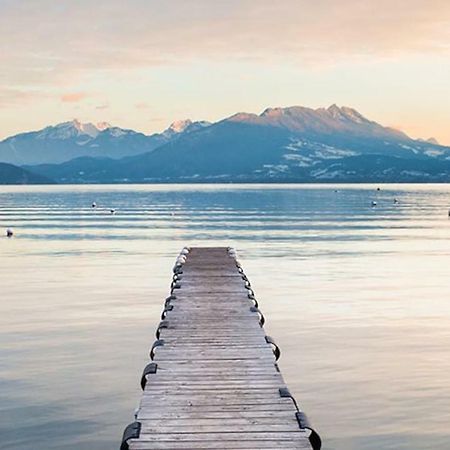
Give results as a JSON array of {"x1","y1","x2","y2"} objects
[
  {"x1": 135, "y1": 102, "x2": 150, "y2": 109},
  {"x1": 61, "y1": 92, "x2": 88, "y2": 103}
]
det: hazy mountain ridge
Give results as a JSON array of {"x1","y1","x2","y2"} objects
[
  {"x1": 0, "y1": 119, "x2": 211, "y2": 165},
  {"x1": 4, "y1": 105, "x2": 450, "y2": 183},
  {"x1": 0, "y1": 162, "x2": 54, "y2": 184}
]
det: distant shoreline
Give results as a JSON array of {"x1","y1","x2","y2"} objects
[{"x1": 2, "y1": 180, "x2": 450, "y2": 186}]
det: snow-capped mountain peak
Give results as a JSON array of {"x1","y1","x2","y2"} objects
[
  {"x1": 162, "y1": 119, "x2": 211, "y2": 138},
  {"x1": 326, "y1": 104, "x2": 368, "y2": 123},
  {"x1": 339, "y1": 106, "x2": 369, "y2": 123},
  {"x1": 168, "y1": 119, "x2": 193, "y2": 134},
  {"x1": 96, "y1": 122, "x2": 112, "y2": 132},
  {"x1": 73, "y1": 120, "x2": 112, "y2": 138},
  {"x1": 35, "y1": 119, "x2": 112, "y2": 140},
  {"x1": 326, "y1": 104, "x2": 342, "y2": 118},
  {"x1": 36, "y1": 120, "x2": 82, "y2": 140},
  {"x1": 77, "y1": 122, "x2": 99, "y2": 138}
]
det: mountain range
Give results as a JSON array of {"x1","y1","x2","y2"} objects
[
  {"x1": 0, "y1": 118, "x2": 211, "y2": 166},
  {"x1": 1, "y1": 105, "x2": 450, "y2": 183}
]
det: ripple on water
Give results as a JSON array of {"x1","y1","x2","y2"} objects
[{"x1": 1, "y1": 183, "x2": 450, "y2": 450}]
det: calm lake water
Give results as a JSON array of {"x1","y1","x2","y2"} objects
[{"x1": 1, "y1": 184, "x2": 450, "y2": 450}]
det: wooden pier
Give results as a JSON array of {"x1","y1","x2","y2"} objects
[{"x1": 121, "y1": 247, "x2": 321, "y2": 450}]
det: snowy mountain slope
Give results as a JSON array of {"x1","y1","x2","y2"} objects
[{"x1": 0, "y1": 119, "x2": 211, "y2": 165}]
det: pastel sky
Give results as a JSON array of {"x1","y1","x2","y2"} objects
[{"x1": 1, "y1": 0, "x2": 449, "y2": 143}]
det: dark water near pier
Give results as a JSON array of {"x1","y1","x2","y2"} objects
[{"x1": 1, "y1": 184, "x2": 450, "y2": 450}]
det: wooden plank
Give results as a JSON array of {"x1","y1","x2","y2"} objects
[
  {"x1": 131, "y1": 442, "x2": 309, "y2": 450},
  {"x1": 125, "y1": 247, "x2": 313, "y2": 450}
]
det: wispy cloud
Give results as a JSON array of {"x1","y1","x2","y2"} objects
[
  {"x1": 0, "y1": 0, "x2": 449, "y2": 142},
  {"x1": 2, "y1": 0, "x2": 449, "y2": 77},
  {"x1": 61, "y1": 92, "x2": 88, "y2": 103},
  {"x1": 95, "y1": 103, "x2": 110, "y2": 110}
]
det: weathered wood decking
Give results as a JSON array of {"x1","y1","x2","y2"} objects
[{"x1": 121, "y1": 247, "x2": 320, "y2": 450}]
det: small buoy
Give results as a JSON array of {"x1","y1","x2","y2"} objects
[
  {"x1": 6, "y1": 228, "x2": 13, "y2": 237},
  {"x1": 92, "y1": 202, "x2": 97, "y2": 208},
  {"x1": 371, "y1": 201, "x2": 377, "y2": 207}
]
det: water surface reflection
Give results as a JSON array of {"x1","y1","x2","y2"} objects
[{"x1": 1, "y1": 184, "x2": 450, "y2": 450}]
